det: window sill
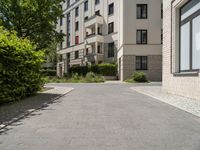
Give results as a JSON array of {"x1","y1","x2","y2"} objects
[
  {"x1": 173, "y1": 71, "x2": 199, "y2": 77},
  {"x1": 137, "y1": 17, "x2": 148, "y2": 19}
]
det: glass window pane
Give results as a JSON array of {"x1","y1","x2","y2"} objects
[
  {"x1": 180, "y1": 22, "x2": 190, "y2": 71},
  {"x1": 137, "y1": 31, "x2": 141, "y2": 43},
  {"x1": 137, "y1": 6, "x2": 141, "y2": 18},
  {"x1": 192, "y1": 15, "x2": 200, "y2": 69}
]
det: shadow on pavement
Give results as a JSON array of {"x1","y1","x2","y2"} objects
[{"x1": 0, "y1": 93, "x2": 62, "y2": 134}]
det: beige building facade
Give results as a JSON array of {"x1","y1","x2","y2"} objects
[
  {"x1": 118, "y1": 0, "x2": 162, "y2": 81},
  {"x1": 163, "y1": 0, "x2": 200, "y2": 99},
  {"x1": 57, "y1": 0, "x2": 162, "y2": 81}
]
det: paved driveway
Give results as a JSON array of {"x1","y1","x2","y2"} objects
[{"x1": 0, "y1": 83, "x2": 200, "y2": 150}]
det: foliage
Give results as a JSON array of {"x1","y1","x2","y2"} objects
[
  {"x1": 41, "y1": 69, "x2": 56, "y2": 76},
  {"x1": 133, "y1": 72, "x2": 148, "y2": 82},
  {"x1": 68, "y1": 63, "x2": 117, "y2": 76},
  {"x1": 0, "y1": 0, "x2": 64, "y2": 50},
  {"x1": 97, "y1": 63, "x2": 117, "y2": 76},
  {"x1": 69, "y1": 66, "x2": 89, "y2": 76},
  {"x1": 44, "y1": 72, "x2": 105, "y2": 83},
  {"x1": 126, "y1": 72, "x2": 148, "y2": 83},
  {"x1": 0, "y1": 27, "x2": 44, "y2": 104},
  {"x1": 90, "y1": 65, "x2": 99, "y2": 74}
]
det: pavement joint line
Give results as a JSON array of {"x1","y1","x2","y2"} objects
[{"x1": 0, "y1": 87, "x2": 74, "y2": 131}]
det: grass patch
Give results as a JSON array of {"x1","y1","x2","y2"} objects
[{"x1": 44, "y1": 72, "x2": 105, "y2": 83}]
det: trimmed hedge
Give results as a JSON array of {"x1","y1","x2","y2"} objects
[
  {"x1": 69, "y1": 66, "x2": 89, "y2": 76},
  {"x1": 68, "y1": 63, "x2": 117, "y2": 76},
  {"x1": 97, "y1": 63, "x2": 117, "y2": 76},
  {"x1": 41, "y1": 69, "x2": 57, "y2": 76},
  {"x1": 0, "y1": 27, "x2": 44, "y2": 104}
]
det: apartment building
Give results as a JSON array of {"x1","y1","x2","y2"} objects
[
  {"x1": 57, "y1": 0, "x2": 162, "y2": 81},
  {"x1": 118, "y1": 0, "x2": 162, "y2": 81},
  {"x1": 163, "y1": 0, "x2": 200, "y2": 100}
]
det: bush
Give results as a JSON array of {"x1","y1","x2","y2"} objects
[
  {"x1": 133, "y1": 72, "x2": 148, "y2": 82},
  {"x1": 69, "y1": 66, "x2": 89, "y2": 76},
  {"x1": 97, "y1": 63, "x2": 117, "y2": 76},
  {"x1": 41, "y1": 69, "x2": 56, "y2": 76},
  {"x1": 90, "y1": 65, "x2": 99, "y2": 74},
  {"x1": 68, "y1": 63, "x2": 117, "y2": 77},
  {"x1": 86, "y1": 72, "x2": 96, "y2": 78},
  {"x1": 0, "y1": 27, "x2": 44, "y2": 104}
]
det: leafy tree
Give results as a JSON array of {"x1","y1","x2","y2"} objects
[{"x1": 0, "y1": 0, "x2": 64, "y2": 51}]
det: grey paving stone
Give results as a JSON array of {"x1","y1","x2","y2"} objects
[{"x1": 0, "y1": 83, "x2": 200, "y2": 150}]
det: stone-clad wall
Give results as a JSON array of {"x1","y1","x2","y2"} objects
[{"x1": 121, "y1": 55, "x2": 162, "y2": 81}]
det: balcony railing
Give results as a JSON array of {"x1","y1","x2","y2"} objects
[
  {"x1": 86, "y1": 33, "x2": 103, "y2": 39},
  {"x1": 84, "y1": 14, "x2": 102, "y2": 23}
]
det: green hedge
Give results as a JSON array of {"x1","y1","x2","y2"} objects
[
  {"x1": 97, "y1": 63, "x2": 117, "y2": 76},
  {"x1": 41, "y1": 69, "x2": 57, "y2": 76},
  {"x1": 68, "y1": 63, "x2": 117, "y2": 76},
  {"x1": 69, "y1": 66, "x2": 89, "y2": 76},
  {"x1": 0, "y1": 27, "x2": 44, "y2": 104}
]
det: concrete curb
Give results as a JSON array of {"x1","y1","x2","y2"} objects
[{"x1": 0, "y1": 87, "x2": 74, "y2": 131}]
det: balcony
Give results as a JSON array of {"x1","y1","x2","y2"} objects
[
  {"x1": 85, "y1": 15, "x2": 103, "y2": 28},
  {"x1": 84, "y1": 53, "x2": 104, "y2": 63},
  {"x1": 85, "y1": 33, "x2": 104, "y2": 45}
]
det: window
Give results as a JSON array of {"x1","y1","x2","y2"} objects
[
  {"x1": 84, "y1": 16, "x2": 88, "y2": 21},
  {"x1": 59, "y1": 55, "x2": 63, "y2": 62},
  {"x1": 75, "y1": 7, "x2": 79, "y2": 17},
  {"x1": 136, "y1": 56, "x2": 148, "y2": 70},
  {"x1": 137, "y1": 4, "x2": 147, "y2": 19},
  {"x1": 161, "y1": 29, "x2": 163, "y2": 44},
  {"x1": 60, "y1": 30, "x2": 63, "y2": 50},
  {"x1": 84, "y1": 1, "x2": 88, "y2": 12},
  {"x1": 67, "y1": 13, "x2": 71, "y2": 47},
  {"x1": 95, "y1": 10, "x2": 100, "y2": 16},
  {"x1": 108, "y1": 42, "x2": 115, "y2": 58},
  {"x1": 137, "y1": 30, "x2": 147, "y2": 44},
  {"x1": 67, "y1": 0, "x2": 70, "y2": 7},
  {"x1": 95, "y1": 0, "x2": 100, "y2": 5},
  {"x1": 75, "y1": 36, "x2": 79, "y2": 44},
  {"x1": 97, "y1": 45, "x2": 101, "y2": 53},
  {"x1": 67, "y1": 53, "x2": 70, "y2": 60},
  {"x1": 161, "y1": 3, "x2": 163, "y2": 19},
  {"x1": 86, "y1": 48, "x2": 89, "y2": 55},
  {"x1": 108, "y1": 22, "x2": 114, "y2": 34},
  {"x1": 60, "y1": 17, "x2": 63, "y2": 26},
  {"x1": 108, "y1": 3, "x2": 114, "y2": 15},
  {"x1": 75, "y1": 21, "x2": 79, "y2": 31},
  {"x1": 75, "y1": 51, "x2": 79, "y2": 59},
  {"x1": 179, "y1": 0, "x2": 200, "y2": 71}
]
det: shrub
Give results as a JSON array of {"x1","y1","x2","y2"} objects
[
  {"x1": 69, "y1": 66, "x2": 89, "y2": 76},
  {"x1": 90, "y1": 65, "x2": 99, "y2": 74},
  {"x1": 0, "y1": 27, "x2": 44, "y2": 104},
  {"x1": 67, "y1": 63, "x2": 117, "y2": 77},
  {"x1": 86, "y1": 72, "x2": 96, "y2": 78},
  {"x1": 41, "y1": 69, "x2": 56, "y2": 76},
  {"x1": 71, "y1": 73, "x2": 81, "y2": 80},
  {"x1": 133, "y1": 72, "x2": 148, "y2": 82},
  {"x1": 98, "y1": 63, "x2": 117, "y2": 76},
  {"x1": 85, "y1": 72, "x2": 104, "y2": 83}
]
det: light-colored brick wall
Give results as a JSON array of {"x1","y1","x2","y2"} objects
[
  {"x1": 162, "y1": 0, "x2": 200, "y2": 100},
  {"x1": 121, "y1": 55, "x2": 162, "y2": 81}
]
